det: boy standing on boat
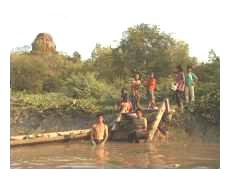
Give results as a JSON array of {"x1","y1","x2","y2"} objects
[
  {"x1": 145, "y1": 72, "x2": 157, "y2": 110},
  {"x1": 130, "y1": 73, "x2": 141, "y2": 111},
  {"x1": 185, "y1": 65, "x2": 198, "y2": 103},
  {"x1": 91, "y1": 113, "x2": 108, "y2": 146}
]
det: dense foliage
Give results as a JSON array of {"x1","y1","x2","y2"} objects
[
  {"x1": 185, "y1": 50, "x2": 220, "y2": 125},
  {"x1": 11, "y1": 24, "x2": 220, "y2": 128}
]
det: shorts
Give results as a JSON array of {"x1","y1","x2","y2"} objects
[
  {"x1": 94, "y1": 139, "x2": 104, "y2": 144},
  {"x1": 147, "y1": 90, "x2": 155, "y2": 100}
]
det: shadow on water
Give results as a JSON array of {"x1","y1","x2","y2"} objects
[{"x1": 10, "y1": 140, "x2": 220, "y2": 169}]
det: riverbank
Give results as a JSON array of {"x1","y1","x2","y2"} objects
[
  {"x1": 10, "y1": 91, "x2": 116, "y2": 136},
  {"x1": 11, "y1": 91, "x2": 219, "y2": 144}
]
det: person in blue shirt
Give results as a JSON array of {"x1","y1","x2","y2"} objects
[{"x1": 185, "y1": 65, "x2": 198, "y2": 103}]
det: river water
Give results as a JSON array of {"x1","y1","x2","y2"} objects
[{"x1": 11, "y1": 141, "x2": 219, "y2": 169}]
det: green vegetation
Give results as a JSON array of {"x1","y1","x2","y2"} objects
[
  {"x1": 11, "y1": 24, "x2": 220, "y2": 137},
  {"x1": 11, "y1": 91, "x2": 98, "y2": 113}
]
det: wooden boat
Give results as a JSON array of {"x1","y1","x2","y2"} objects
[
  {"x1": 11, "y1": 98, "x2": 173, "y2": 147},
  {"x1": 11, "y1": 129, "x2": 91, "y2": 147},
  {"x1": 110, "y1": 98, "x2": 172, "y2": 142}
]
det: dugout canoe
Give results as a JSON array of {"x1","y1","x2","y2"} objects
[{"x1": 10, "y1": 129, "x2": 91, "y2": 147}]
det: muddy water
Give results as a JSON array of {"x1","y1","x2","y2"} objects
[{"x1": 11, "y1": 141, "x2": 219, "y2": 169}]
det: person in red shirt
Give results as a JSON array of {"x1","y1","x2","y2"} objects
[{"x1": 145, "y1": 72, "x2": 157, "y2": 109}]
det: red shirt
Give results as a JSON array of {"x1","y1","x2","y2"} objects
[
  {"x1": 176, "y1": 72, "x2": 185, "y2": 91},
  {"x1": 147, "y1": 78, "x2": 157, "y2": 91}
]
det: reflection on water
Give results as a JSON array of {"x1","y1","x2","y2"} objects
[{"x1": 11, "y1": 141, "x2": 219, "y2": 169}]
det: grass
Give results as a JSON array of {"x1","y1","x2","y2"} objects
[{"x1": 11, "y1": 90, "x2": 117, "y2": 114}]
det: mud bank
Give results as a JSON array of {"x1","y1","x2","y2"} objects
[
  {"x1": 11, "y1": 106, "x2": 114, "y2": 136},
  {"x1": 11, "y1": 100, "x2": 219, "y2": 144}
]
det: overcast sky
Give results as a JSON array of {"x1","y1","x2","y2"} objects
[{"x1": 4, "y1": 0, "x2": 228, "y2": 62}]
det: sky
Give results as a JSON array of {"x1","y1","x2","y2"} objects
[{"x1": 3, "y1": 0, "x2": 228, "y2": 62}]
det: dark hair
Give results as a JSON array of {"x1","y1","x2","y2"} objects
[
  {"x1": 187, "y1": 65, "x2": 192, "y2": 70},
  {"x1": 136, "y1": 108, "x2": 143, "y2": 113},
  {"x1": 96, "y1": 112, "x2": 104, "y2": 118},
  {"x1": 177, "y1": 65, "x2": 183, "y2": 72},
  {"x1": 122, "y1": 93, "x2": 129, "y2": 101}
]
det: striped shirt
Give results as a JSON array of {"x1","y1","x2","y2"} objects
[{"x1": 176, "y1": 72, "x2": 185, "y2": 91}]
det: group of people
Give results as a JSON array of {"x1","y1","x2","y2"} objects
[
  {"x1": 174, "y1": 65, "x2": 198, "y2": 112},
  {"x1": 90, "y1": 109, "x2": 148, "y2": 145},
  {"x1": 120, "y1": 71, "x2": 158, "y2": 113},
  {"x1": 90, "y1": 65, "x2": 198, "y2": 145}
]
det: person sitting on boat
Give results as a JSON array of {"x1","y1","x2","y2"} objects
[
  {"x1": 144, "y1": 72, "x2": 158, "y2": 110},
  {"x1": 91, "y1": 112, "x2": 108, "y2": 146},
  {"x1": 121, "y1": 87, "x2": 129, "y2": 101},
  {"x1": 116, "y1": 87, "x2": 129, "y2": 111},
  {"x1": 111, "y1": 94, "x2": 132, "y2": 131},
  {"x1": 128, "y1": 109, "x2": 148, "y2": 143},
  {"x1": 119, "y1": 94, "x2": 132, "y2": 114}
]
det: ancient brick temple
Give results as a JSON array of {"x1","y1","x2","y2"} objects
[{"x1": 32, "y1": 33, "x2": 56, "y2": 53}]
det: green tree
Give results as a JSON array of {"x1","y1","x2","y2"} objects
[
  {"x1": 91, "y1": 44, "x2": 114, "y2": 81},
  {"x1": 11, "y1": 55, "x2": 49, "y2": 92},
  {"x1": 110, "y1": 24, "x2": 195, "y2": 80}
]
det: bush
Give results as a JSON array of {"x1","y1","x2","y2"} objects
[
  {"x1": 61, "y1": 74, "x2": 91, "y2": 98},
  {"x1": 11, "y1": 55, "x2": 49, "y2": 92},
  {"x1": 61, "y1": 73, "x2": 119, "y2": 100},
  {"x1": 186, "y1": 83, "x2": 220, "y2": 125},
  {"x1": 43, "y1": 76, "x2": 64, "y2": 92}
]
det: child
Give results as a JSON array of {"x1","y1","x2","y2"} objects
[
  {"x1": 91, "y1": 113, "x2": 108, "y2": 146},
  {"x1": 185, "y1": 65, "x2": 198, "y2": 103},
  {"x1": 175, "y1": 65, "x2": 185, "y2": 112},
  {"x1": 145, "y1": 72, "x2": 157, "y2": 109},
  {"x1": 130, "y1": 73, "x2": 141, "y2": 111},
  {"x1": 111, "y1": 94, "x2": 132, "y2": 131}
]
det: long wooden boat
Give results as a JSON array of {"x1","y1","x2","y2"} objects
[{"x1": 11, "y1": 129, "x2": 91, "y2": 147}]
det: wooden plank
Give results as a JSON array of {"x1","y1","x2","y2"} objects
[
  {"x1": 147, "y1": 99, "x2": 168, "y2": 142},
  {"x1": 10, "y1": 129, "x2": 91, "y2": 147}
]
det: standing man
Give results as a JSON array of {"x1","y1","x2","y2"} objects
[
  {"x1": 130, "y1": 73, "x2": 141, "y2": 111},
  {"x1": 145, "y1": 72, "x2": 157, "y2": 110},
  {"x1": 175, "y1": 65, "x2": 185, "y2": 112},
  {"x1": 91, "y1": 113, "x2": 108, "y2": 146},
  {"x1": 185, "y1": 65, "x2": 198, "y2": 103}
]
